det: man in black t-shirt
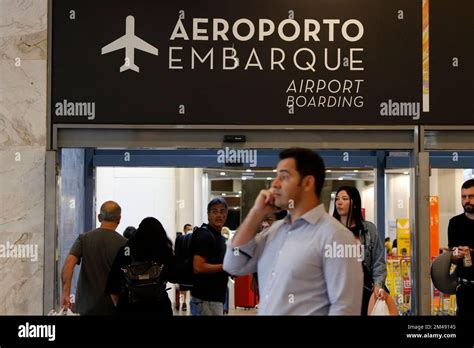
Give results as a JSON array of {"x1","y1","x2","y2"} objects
[
  {"x1": 190, "y1": 197, "x2": 229, "y2": 316},
  {"x1": 448, "y1": 179, "x2": 474, "y2": 316}
]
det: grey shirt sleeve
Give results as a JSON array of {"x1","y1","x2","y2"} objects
[
  {"x1": 323, "y1": 225, "x2": 363, "y2": 315},
  {"x1": 223, "y1": 233, "x2": 264, "y2": 276},
  {"x1": 69, "y1": 235, "x2": 83, "y2": 264}
]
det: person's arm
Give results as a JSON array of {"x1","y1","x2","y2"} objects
[
  {"x1": 61, "y1": 255, "x2": 79, "y2": 308},
  {"x1": 368, "y1": 223, "x2": 387, "y2": 299},
  {"x1": 223, "y1": 189, "x2": 275, "y2": 276},
  {"x1": 223, "y1": 237, "x2": 261, "y2": 276},
  {"x1": 193, "y1": 255, "x2": 223, "y2": 274},
  {"x1": 62, "y1": 235, "x2": 83, "y2": 308},
  {"x1": 192, "y1": 229, "x2": 225, "y2": 274}
]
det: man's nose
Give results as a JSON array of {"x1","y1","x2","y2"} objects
[{"x1": 272, "y1": 177, "x2": 280, "y2": 188}]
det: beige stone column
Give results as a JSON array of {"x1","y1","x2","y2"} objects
[{"x1": 0, "y1": 0, "x2": 47, "y2": 314}]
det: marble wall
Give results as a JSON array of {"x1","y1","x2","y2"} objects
[{"x1": 0, "y1": 0, "x2": 47, "y2": 314}]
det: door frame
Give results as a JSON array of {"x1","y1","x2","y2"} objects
[{"x1": 45, "y1": 125, "x2": 420, "y2": 314}]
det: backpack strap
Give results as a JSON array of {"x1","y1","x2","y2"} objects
[
  {"x1": 195, "y1": 224, "x2": 217, "y2": 243},
  {"x1": 192, "y1": 224, "x2": 222, "y2": 264}
]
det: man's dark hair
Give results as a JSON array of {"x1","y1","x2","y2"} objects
[
  {"x1": 207, "y1": 197, "x2": 228, "y2": 212},
  {"x1": 279, "y1": 148, "x2": 326, "y2": 197},
  {"x1": 183, "y1": 223, "x2": 192, "y2": 231},
  {"x1": 462, "y1": 179, "x2": 474, "y2": 190}
]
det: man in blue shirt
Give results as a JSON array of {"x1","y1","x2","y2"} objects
[{"x1": 224, "y1": 148, "x2": 363, "y2": 315}]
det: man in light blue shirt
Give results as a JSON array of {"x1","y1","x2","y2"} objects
[{"x1": 224, "y1": 148, "x2": 363, "y2": 315}]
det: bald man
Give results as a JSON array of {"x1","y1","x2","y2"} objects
[{"x1": 61, "y1": 201, "x2": 127, "y2": 315}]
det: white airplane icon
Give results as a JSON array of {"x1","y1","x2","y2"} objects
[{"x1": 101, "y1": 15, "x2": 158, "y2": 73}]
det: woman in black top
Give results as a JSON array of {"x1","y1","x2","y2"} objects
[{"x1": 105, "y1": 217, "x2": 176, "y2": 317}]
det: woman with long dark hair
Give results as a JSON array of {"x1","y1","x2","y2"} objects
[
  {"x1": 333, "y1": 186, "x2": 387, "y2": 315},
  {"x1": 105, "y1": 217, "x2": 176, "y2": 317}
]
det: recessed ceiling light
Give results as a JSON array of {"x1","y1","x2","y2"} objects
[
  {"x1": 338, "y1": 177, "x2": 343, "y2": 181},
  {"x1": 242, "y1": 177, "x2": 247, "y2": 181},
  {"x1": 272, "y1": 169, "x2": 277, "y2": 172},
  {"x1": 220, "y1": 172, "x2": 226, "y2": 176},
  {"x1": 353, "y1": 170, "x2": 359, "y2": 173},
  {"x1": 326, "y1": 170, "x2": 332, "y2": 173},
  {"x1": 403, "y1": 171, "x2": 409, "y2": 175},
  {"x1": 222, "y1": 193, "x2": 227, "y2": 196},
  {"x1": 267, "y1": 177, "x2": 273, "y2": 180},
  {"x1": 238, "y1": 191, "x2": 242, "y2": 194}
]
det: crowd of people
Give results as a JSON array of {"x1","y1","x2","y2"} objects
[{"x1": 60, "y1": 148, "x2": 474, "y2": 316}]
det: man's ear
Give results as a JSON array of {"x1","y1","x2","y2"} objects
[
  {"x1": 98, "y1": 214, "x2": 102, "y2": 222},
  {"x1": 303, "y1": 175, "x2": 315, "y2": 192}
]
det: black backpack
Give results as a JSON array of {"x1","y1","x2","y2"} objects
[
  {"x1": 122, "y1": 252, "x2": 168, "y2": 305},
  {"x1": 174, "y1": 224, "x2": 217, "y2": 286},
  {"x1": 174, "y1": 231, "x2": 195, "y2": 287}
]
